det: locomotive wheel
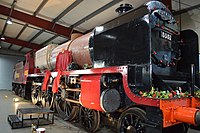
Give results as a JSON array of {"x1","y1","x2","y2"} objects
[
  {"x1": 18, "y1": 87, "x2": 22, "y2": 97},
  {"x1": 20, "y1": 85, "x2": 25, "y2": 98},
  {"x1": 14, "y1": 84, "x2": 19, "y2": 95},
  {"x1": 117, "y1": 107, "x2": 146, "y2": 133},
  {"x1": 79, "y1": 106, "x2": 100, "y2": 132},
  {"x1": 55, "y1": 88, "x2": 78, "y2": 121},
  {"x1": 41, "y1": 89, "x2": 54, "y2": 110},
  {"x1": 31, "y1": 86, "x2": 40, "y2": 105}
]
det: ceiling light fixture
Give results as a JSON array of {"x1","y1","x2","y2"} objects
[
  {"x1": 0, "y1": 35, "x2": 5, "y2": 40},
  {"x1": 6, "y1": 18, "x2": 13, "y2": 25}
]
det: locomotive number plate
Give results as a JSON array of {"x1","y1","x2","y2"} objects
[{"x1": 160, "y1": 31, "x2": 172, "y2": 41}]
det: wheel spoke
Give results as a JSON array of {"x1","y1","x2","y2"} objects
[
  {"x1": 63, "y1": 100, "x2": 66, "y2": 111},
  {"x1": 41, "y1": 89, "x2": 54, "y2": 109},
  {"x1": 130, "y1": 114, "x2": 134, "y2": 125},
  {"x1": 124, "y1": 116, "x2": 130, "y2": 126},
  {"x1": 134, "y1": 118, "x2": 140, "y2": 127},
  {"x1": 56, "y1": 87, "x2": 78, "y2": 121},
  {"x1": 88, "y1": 118, "x2": 93, "y2": 128},
  {"x1": 65, "y1": 102, "x2": 72, "y2": 117},
  {"x1": 88, "y1": 116, "x2": 94, "y2": 123},
  {"x1": 31, "y1": 86, "x2": 40, "y2": 105}
]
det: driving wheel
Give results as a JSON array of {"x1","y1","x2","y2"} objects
[
  {"x1": 79, "y1": 106, "x2": 100, "y2": 132},
  {"x1": 117, "y1": 107, "x2": 146, "y2": 133}
]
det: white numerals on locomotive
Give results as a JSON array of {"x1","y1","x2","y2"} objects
[{"x1": 160, "y1": 31, "x2": 172, "y2": 41}]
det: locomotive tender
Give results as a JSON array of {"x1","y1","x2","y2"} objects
[{"x1": 12, "y1": 1, "x2": 200, "y2": 133}]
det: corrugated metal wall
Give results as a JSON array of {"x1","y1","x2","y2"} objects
[{"x1": 0, "y1": 54, "x2": 24, "y2": 90}]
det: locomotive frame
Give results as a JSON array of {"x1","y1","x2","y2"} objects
[{"x1": 12, "y1": 1, "x2": 200, "y2": 133}]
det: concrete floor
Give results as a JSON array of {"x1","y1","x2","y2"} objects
[
  {"x1": 0, "y1": 90, "x2": 85, "y2": 133},
  {"x1": 0, "y1": 90, "x2": 199, "y2": 133},
  {"x1": 0, "y1": 90, "x2": 114, "y2": 133}
]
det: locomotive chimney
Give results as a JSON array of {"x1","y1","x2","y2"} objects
[{"x1": 115, "y1": 3, "x2": 133, "y2": 15}]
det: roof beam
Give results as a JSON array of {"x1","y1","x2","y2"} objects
[
  {"x1": 8, "y1": 44, "x2": 13, "y2": 49},
  {"x1": 3, "y1": 0, "x2": 17, "y2": 50},
  {"x1": 173, "y1": 3, "x2": 200, "y2": 15},
  {"x1": 0, "y1": 47, "x2": 24, "y2": 56},
  {"x1": 0, "y1": 4, "x2": 74, "y2": 37},
  {"x1": 1, "y1": 0, "x2": 17, "y2": 36},
  {"x1": 21, "y1": 30, "x2": 44, "y2": 52},
  {"x1": 28, "y1": 30, "x2": 44, "y2": 43},
  {"x1": 16, "y1": 24, "x2": 28, "y2": 39},
  {"x1": 18, "y1": 47, "x2": 23, "y2": 52},
  {"x1": 28, "y1": 0, "x2": 82, "y2": 47},
  {"x1": 59, "y1": 40, "x2": 68, "y2": 45},
  {"x1": 17, "y1": 0, "x2": 49, "y2": 51},
  {"x1": 41, "y1": 34, "x2": 59, "y2": 46},
  {"x1": 1, "y1": 36, "x2": 42, "y2": 50},
  {"x1": 71, "y1": 0, "x2": 121, "y2": 28},
  {"x1": 53, "y1": 0, "x2": 83, "y2": 23},
  {"x1": 8, "y1": 23, "x2": 28, "y2": 50},
  {"x1": 33, "y1": 0, "x2": 49, "y2": 16},
  {"x1": 16, "y1": 0, "x2": 48, "y2": 39}
]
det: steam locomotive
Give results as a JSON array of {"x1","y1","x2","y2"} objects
[{"x1": 12, "y1": 1, "x2": 200, "y2": 133}]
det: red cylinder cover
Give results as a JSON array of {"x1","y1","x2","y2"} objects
[{"x1": 80, "y1": 75, "x2": 103, "y2": 111}]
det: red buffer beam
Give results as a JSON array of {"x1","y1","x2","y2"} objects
[
  {"x1": 0, "y1": 5, "x2": 74, "y2": 38},
  {"x1": 1, "y1": 36, "x2": 42, "y2": 50}
]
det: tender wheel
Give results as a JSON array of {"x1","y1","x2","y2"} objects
[
  {"x1": 117, "y1": 107, "x2": 146, "y2": 133},
  {"x1": 79, "y1": 106, "x2": 100, "y2": 132},
  {"x1": 41, "y1": 88, "x2": 54, "y2": 110},
  {"x1": 18, "y1": 85, "x2": 25, "y2": 98},
  {"x1": 55, "y1": 88, "x2": 78, "y2": 121},
  {"x1": 31, "y1": 86, "x2": 40, "y2": 105}
]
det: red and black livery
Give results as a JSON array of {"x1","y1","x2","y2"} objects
[{"x1": 12, "y1": 1, "x2": 200, "y2": 133}]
